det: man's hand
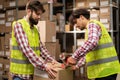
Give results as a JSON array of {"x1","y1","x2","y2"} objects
[
  {"x1": 45, "y1": 63, "x2": 57, "y2": 79},
  {"x1": 67, "y1": 56, "x2": 77, "y2": 65},
  {"x1": 51, "y1": 60, "x2": 62, "y2": 68}
]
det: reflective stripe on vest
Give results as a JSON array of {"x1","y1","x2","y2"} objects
[
  {"x1": 12, "y1": 46, "x2": 39, "y2": 50},
  {"x1": 87, "y1": 56, "x2": 118, "y2": 66},
  {"x1": 94, "y1": 42, "x2": 114, "y2": 50},
  {"x1": 11, "y1": 58, "x2": 30, "y2": 64},
  {"x1": 87, "y1": 42, "x2": 115, "y2": 66}
]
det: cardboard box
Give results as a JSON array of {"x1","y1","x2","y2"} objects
[
  {"x1": 4, "y1": 0, "x2": 9, "y2": 8},
  {"x1": 34, "y1": 68, "x2": 73, "y2": 80},
  {"x1": 100, "y1": 7, "x2": 110, "y2": 16},
  {"x1": 87, "y1": 0, "x2": 100, "y2": 7},
  {"x1": 44, "y1": 41, "x2": 61, "y2": 61},
  {"x1": 100, "y1": 15, "x2": 110, "y2": 30},
  {"x1": 5, "y1": 22, "x2": 12, "y2": 32},
  {"x1": 37, "y1": 21, "x2": 56, "y2": 42},
  {"x1": 6, "y1": 9, "x2": 26, "y2": 21},
  {"x1": 0, "y1": 18, "x2": 5, "y2": 33},
  {"x1": 3, "y1": 0, "x2": 9, "y2": 8},
  {"x1": 100, "y1": 15, "x2": 110, "y2": 23},
  {"x1": 17, "y1": 10, "x2": 26, "y2": 19},
  {"x1": 0, "y1": 58, "x2": 4, "y2": 70},
  {"x1": 0, "y1": 37, "x2": 5, "y2": 51},
  {"x1": 0, "y1": 51, "x2": 5, "y2": 57},
  {"x1": 100, "y1": 0, "x2": 117, "y2": 6},
  {"x1": 0, "y1": 13, "x2": 5, "y2": 18},
  {"x1": 75, "y1": 0, "x2": 88, "y2": 8},
  {"x1": 45, "y1": 42, "x2": 57, "y2": 59},
  {"x1": 6, "y1": 9, "x2": 16, "y2": 21},
  {"x1": 5, "y1": 51, "x2": 11, "y2": 58},
  {"x1": 6, "y1": 16, "x2": 15, "y2": 22},
  {"x1": 6, "y1": 9, "x2": 16, "y2": 17},
  {"x1": 3, "y1": 59, "x2": 10, "y2": 71},
  {"x1": 9, "y1": 0, "x2": 16, "y2": 7},
  {"x1": 0, "y1": 19, "x2": 5, "y2": 25},
  {"x1": 4, "y1": 0, "x2": 16, "y2": 8},
  {"x1": 100, "y1": 0, "x2": 110, "y2": 6},
  {"x1": 4, "y1": 0, "x2": 28, "y2": 7},
  {"x1": 5, "y1": 33, "x2": 11, "y2": 51},
  {"x1": 0, "y1": 4, "x2": 3, "y2": 9},
  {"x1": 0, "y1": 26, "x2": 5, "y2": 33},
  {"x1": 0, "y1": 0, "x2": 3, "y2": 9},
  {"x1": 17, "y1": 0, "x2": 28, "y2": 6}
]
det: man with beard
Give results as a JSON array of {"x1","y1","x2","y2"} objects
[
  {"x1": 10, "y1": 0, "x2": 60, "y2": 80},
  {"x1": 67, "y1": 9, "x2": 120, "y2": 80}
]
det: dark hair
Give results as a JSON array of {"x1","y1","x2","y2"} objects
[
  {"x1": 69, "y1": 8, "x2": 90, "y2": 26},
  {"x1": 26, "y1": 0, "x2": 45, "y2": 13}
]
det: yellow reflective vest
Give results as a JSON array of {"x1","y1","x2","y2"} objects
[
  {"x1": 85, "y1": 20, "x2": 120, "y2": 79},
  {"x1": 10, "y1": 18, "x2": 40, "y2": 75}
]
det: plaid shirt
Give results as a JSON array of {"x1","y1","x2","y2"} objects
[
  {"x1": 73, "y1": 22, "x2": 101, "y2": 68},
  {"x1": 11, "y1": 22, "x2": 54, "y2": 80}
]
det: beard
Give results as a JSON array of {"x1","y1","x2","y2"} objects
[{"x1": 29, "y1": 13, "x2": 39, "y2": 27}]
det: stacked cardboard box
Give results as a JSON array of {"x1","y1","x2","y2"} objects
[
  {"x1": 37, "y1": 21, "x2": 56, "y2": 42},
  {"x1": 5, "y1": 9, "x2": 26, "y2": 32},
  {"x1": 100, "y1": 0, "x2": 117, "y2": 6},
  {"x1": 3, "y1": 0, "x2": 27, "y2": 32},
  {"x1": 100, "y1": 7, "x2": 111, "y2": 30},
  {"x1": 37, "y1": 21, "x2": 61, "y2": 60},
  {"x1": 76, "y1": 0, "x2": 100, "y2": 8},
  {"x1": 4, "y1": 0, "x2": 28, "y2": 8},
  {"x1": 0, "y1": 13, "x2": 5, "y2": 33},
  {"x1": 5, "y1": 9, "x2": 16, "y2": 32},
  {"x1": 0, "y1": 57, "x2": 10, "y2": 79},
  {"x1": 44, "y1": 41, "x2": 61, "y2": 61},
  {"x1": 99, "y1": 0, "x2": 117, "y2": 31}
]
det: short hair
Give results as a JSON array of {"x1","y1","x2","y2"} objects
[
  {"x1": 26, "y1": 0, "x2": 45, "y2": 13},
  {"x1": 69, "y1": 8, "x2": 90, "y2": 26}
]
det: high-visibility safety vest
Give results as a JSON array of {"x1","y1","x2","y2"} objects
[
  {"x1": 85, "y1": 20, "x2": 120, "y2": 79},
  {"x1": 10, "y1": 18, "x2": 40, "y2": 75}
]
